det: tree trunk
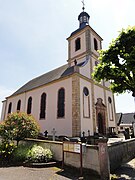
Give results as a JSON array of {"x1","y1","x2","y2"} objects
[{"x1": 17, "y1": 140, "x2": 19, "y2": 146}]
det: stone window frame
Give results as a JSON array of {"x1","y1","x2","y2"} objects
[
  {"x1": 95, "y1": 60, "x2": 99, "y2": 66},
  {"x1": 8, "y1": 102, "x2": 12, "y2": 114},
  {"x1": 17, "y1": 99, "x2": 21, "y2": 111},
  {"x1": 27, "y1": 96, "x2": 32, "y2": 115},
  {"x1": 108, "y1": 96, "x2": 114, "y2": 121},
  {"x1": 83, "y1": 87, "x2": 90, "y2": 118},
  {"x1": 57, "y1": 87, "x2": 65, "y2": 118},
  {"x1": 75, "y1": 37, "x2": 81, "y2": 51},
  {"x1": 39, "y1": 93, "x2": 46, "y2": 120},
  {"x1": 94, "y1": 38, "x2": 98, "y2": 51}
]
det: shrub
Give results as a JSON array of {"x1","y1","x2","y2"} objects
[
  {"x1": 0, "y1": 140, "x2": 17, "y2": 162},
  {"x1": 27, "y1": 145, "x2": 53, "y2": 163},
  {"x1": 0, "y1": 112, "x2": 40, "y2": 146},
  {"x1": 12, "y1": 144, "x2": 32, "y2": 163}
]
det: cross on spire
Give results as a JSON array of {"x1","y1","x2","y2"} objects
[{"x1": 82, "y1": 0, "x2": 85, "y2": 11}]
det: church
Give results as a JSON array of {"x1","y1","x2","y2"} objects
[{"x1": 1, "y1": 6, "x2": 117, "y2": 137}]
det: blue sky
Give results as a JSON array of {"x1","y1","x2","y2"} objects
[{"x1": 0, "y1": 0, "x2": 135, "y2": 115}]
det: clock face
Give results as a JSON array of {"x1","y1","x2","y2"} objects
[{"x1": 83, "y1": 87, "x2": 89, "y2": 96}]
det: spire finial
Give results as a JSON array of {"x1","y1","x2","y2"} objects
[{"x1": 82, "y1": 0, "x2": 85, "y2": 11}]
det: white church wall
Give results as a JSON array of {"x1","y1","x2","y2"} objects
[
  {"x1": 4, "y1": 78, "x2": 73, "y2": 137},
  {"x1": 1, "y1": 100, "x2": 6, "y2": 121},
  {"x1": 105, "y1": 90, "x2": 116, "y2": 128},
  {"x1": 90, "y1": 32, "x2": 100, "y2": 55},
  {"x1": 90, "y1": 56, "x2": 104, "y2": 86},
  {"x1": 6, "y1": 93, "x2": 26, "y2": 115},
  {"x1": 70, "y1": 32, "x2": 86, "y2": 59},
  {"x1": 104, "y1": 81, "x2": 111, "y2": 88},
  {"x1": 94, "y1": 85, "x2": 105, "y2": 104},
  {"x1": 80, "y1": 59, "x2": 91, "y2": 79},
  {"x1": 91, "y1": 56, "x2": 96, "y2": 73},
  {"x1": 70, "y1": 56, "x2": 85, "y2": 67},
  {"x1": 24, "y1": 78, "x2": 73, "y2": 136},
  {"x1": 80, "y1": 78, "x2": 94, "y2": 136}
]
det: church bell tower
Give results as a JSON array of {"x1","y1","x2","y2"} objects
[{"x1": 67, "y1": 2, "x2": 103, "y2": 68}]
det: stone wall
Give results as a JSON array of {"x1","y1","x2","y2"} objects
[
  {"x1": 23, "y1": 138, "x2": 100, "y2": 175},
  {"x1": 108, "y1": 138, "x2": 135, "y2": 172},
  {"x1": 23, "y1": 138, "x2": 135, "y2": 177}
]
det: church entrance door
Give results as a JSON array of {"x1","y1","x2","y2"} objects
[
  {"x1": 95, "y1": 98, "x2": 106, "y2": 135},
  {"x1": 97, "y1": 113, "x2": 104, "y2": 134}
]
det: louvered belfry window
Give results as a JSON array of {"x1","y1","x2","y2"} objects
[
  {"x1": 75, "y1": 38, "x2": 81, "y2": 51},
  {"x1": 94, "y1": 38, "x2": 98, "y2": 51}
]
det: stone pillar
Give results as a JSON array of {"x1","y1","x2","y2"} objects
[
  {"x1": 72, "y1": 74, "x2": 81, "y2": 137},
  {"x1": 98, "y1": 139, "x2": 110, "y2": 180},
  {"x1": 91, "y1": 83, "x2": 96, "y2": 133},
  {"x1": 68, "y1": 41, "x2": 71, "y2": 66},
  {"x1": 85, "y1": 29, "x2": 91, "y2": 52}
]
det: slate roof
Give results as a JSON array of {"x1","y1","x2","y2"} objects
[
  {"x1": 116, "y1": 113, "x2": 135, "y2": 125},
  {"x1": 116, "y1": 113, "x2": 122, "y2": 125},
  {"x1": 11, "y1": 64, "x2": 75, "y2": 97},
  {"x1": 68, "y1": 25, "x2": 103, "y2": 41},
  {"x1": 70, "y1": 25, "x2": 89, "y2": 36}
]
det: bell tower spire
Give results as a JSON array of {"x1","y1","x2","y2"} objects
[
  {"x1": 82, "y1": 0, "x2": 85, "y2": 11},
  {"x1": 78, "y1": 1, "x2": 90, "y2": 28}
]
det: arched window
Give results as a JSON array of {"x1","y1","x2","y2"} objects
[
  {"x1": 108, "y1": 96, "x2": 113, "y2": 121},
  {"x1": 95, "y1": 61, "x2": 99, "y2": 66},
  {"x1": 57, "y1": 88, "x2": 65, "y2": 118},
  {"x1": 94, "y1": 38, "x2": 98, "y2": 51},
  {"x1": 83, "y1": 87, "x2": 90, "y2": 118},
  {"x1": 40, "y1": 93, "x2": 46, "y2": 119},
  {"x1": 17, "y1": 100, "x2": 21, "y2": 111},
  {"x1": 75, "y1": 38, "x2": 81, "y2": 51},
  {"x1": 27, "y1": 97, "x2": 32, "y2": 114},
  {"x1": 8, "y1": 102, "x2": 12, "y2": 114},
  {"x1": 83, "y1": 87, "x2": 89, "y2": 96}
]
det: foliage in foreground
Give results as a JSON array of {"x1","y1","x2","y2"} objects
[
  {"x1": 93, "y1": 26, "x2": 135, "y2": 97},
  {"x1": 12, "y1": 144, "x2": 32, "y2": 163},
  {"x1": 0, "y1": 112, "x2": 40, "y2": 145},
  {"x1": 0, "y1": 140, "x2": 17, "y2": 162},
  {"x1": 27, "y1": 144, "x2": 53, "y2": 163},
  {"x1": 0, "y1": 143, "x2": 53, "y2": 164}
]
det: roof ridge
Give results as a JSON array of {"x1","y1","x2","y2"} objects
[{"x1": 27, "y1": 63, "x2": 68, "y2": 83}]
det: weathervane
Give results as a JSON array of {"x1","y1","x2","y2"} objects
[{"x1": 82, "y1": 0, "x2": 85, "y2": 11}]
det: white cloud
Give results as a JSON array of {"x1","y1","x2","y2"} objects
[{"x1": 0, "y1": 86, "x2": 14, "y2": 117}]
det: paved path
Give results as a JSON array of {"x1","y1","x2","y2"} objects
[
  {"x1": 0, "y1": 159, "x2": 135, "y2": 180},
  {"x1": 0, "y1": 166, "x2": 71, "y2": 180},
  {"x1": 0, "y1": 165, "x2": 100, "y2": 180}
]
